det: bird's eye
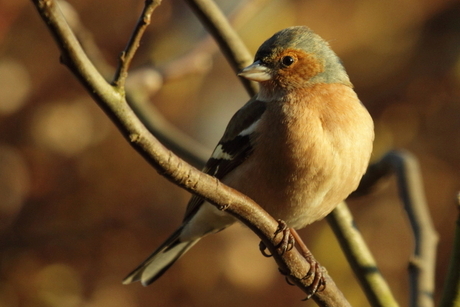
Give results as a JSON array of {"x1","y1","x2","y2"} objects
[{"x1": 281, "y1": 56, "x2": 295, "y2": 67}]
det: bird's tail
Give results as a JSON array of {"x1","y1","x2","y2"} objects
[{"x1": 122, "y1": 226, "x2": 199, "y2": 286}]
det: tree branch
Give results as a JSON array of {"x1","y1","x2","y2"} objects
[
  {"x1": 385, "y1": 151, "x2": 438, "y2": 307},
  {"x1": 58, "y1": 0, "x2": 210, "y2": 167},
  {"x1": 58, "y1": 0, "x2": 269, "y2": 168},
  {"x1": 351, "y1": 150, "x2": 438, "y2": 307},
  {"x1": 30, "y1": 0, "x2": 351, "y2": 305},
  {"x1": 112, "y1": 0, "x2": 162, "y2": 90},
  {"x1": 341, "y1": 150, "x2": 439, "y2": 307},
  {"x1": 327, "y1": 202, "x2": 400, "y2": 307}
]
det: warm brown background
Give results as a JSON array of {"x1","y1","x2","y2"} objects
[{"x1": 1, "y1": 0, "x2": 459, "y2": 306}]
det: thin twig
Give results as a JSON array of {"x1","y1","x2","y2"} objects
[
  {"x1": 30, "y1": 0, "x2": 351, "y2": 305},
  {"x1": 386, "y1": 151, "x2": 438, "y2": 307},
  {"x1": 183, "y1": 0, "x2": 258, "y2": 96},
  {"x1": 327, "y1": 202, "x2": 400, "y2": 307},
  {"x1": 349, "y1": 150, "x2": 439, "y2": 307},
  {"x1": 337, "y1": 150, "x2": 438, "y2": 307},
  {"x1": 439, "y1": 193, "x2": 460, "y2": 307},
  {"x1": 112, "y1": 0, "x2": 162, "y2": 90},
  {"x1": 351, "y1": 150, "x2": 438, "y2": 307}
]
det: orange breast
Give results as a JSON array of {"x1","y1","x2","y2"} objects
[{"x1": 223, "y1": 84, "x2": 374, "y2": 229}]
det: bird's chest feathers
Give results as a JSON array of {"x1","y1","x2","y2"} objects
[
  {"x1": 257, "y1": 95, "x2": 338, "y2": 180},
  {"x1": 252, "y1": 85, "x2": 369, "y2": 208},
  {"x1": 234, "y1": 84, "x2": 373, "y2": 227}
]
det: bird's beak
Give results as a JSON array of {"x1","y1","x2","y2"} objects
[{"x1": 238, "y1": 60, "x2": 272, "y2": 82}]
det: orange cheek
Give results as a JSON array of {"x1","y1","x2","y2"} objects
[
  {"x1": 275, "y1": 54, "x2": 325, "y2": 87},
  {"x1": 296, "y1": 55, "x2": 324, "y2": 80}
]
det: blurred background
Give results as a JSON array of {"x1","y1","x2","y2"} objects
[{"x1": 1, "y1": 0, "x2": 459, "y2": 306}]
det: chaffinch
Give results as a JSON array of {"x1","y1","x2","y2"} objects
[{"x1": 123, "y1": 26, "x2": 374, "y2": 286}]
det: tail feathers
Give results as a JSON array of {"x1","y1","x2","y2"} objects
[{"x1": 123, "y1": 227, "x2": 199, "y2": 286}]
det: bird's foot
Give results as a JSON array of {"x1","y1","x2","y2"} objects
[
  {"x1": 259, "y1": 219, "x2": 294, "y2": 257},
  {"x1": 273, "y1": 219, "x2": 295, "y2": 254},
  {"x1": 259, "y1": 241, "x2": 272, "y2": 257},
  {"x1": 299, "y1": 253, "x2": 325, "y2": 300},
  {"x1": 277, "y1": 258, "x2": 325, "y2": 300},
  {"x1": 289, "y1": 229, "x2": 326, "y2": 300},
  {"x1": 258, "y1": 221, "x2": 325, "y2": 299}
]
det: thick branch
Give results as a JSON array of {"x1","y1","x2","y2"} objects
[{"x1": 30, "y1": 0, "x2": 350, "y2": 305}]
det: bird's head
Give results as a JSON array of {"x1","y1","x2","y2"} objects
[{"x1": 239, "y1": 26, "x2": 351, "y2": 99}]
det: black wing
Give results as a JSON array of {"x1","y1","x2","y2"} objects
[{"x1": 183, "y1": 96, "x2": 266, "y2": 220}]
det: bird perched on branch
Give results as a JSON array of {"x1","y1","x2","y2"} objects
[{"x1": 123, "y1": 26, "x2": 374, "y2": 290}]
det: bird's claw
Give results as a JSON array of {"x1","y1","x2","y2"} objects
[
  {"x1": 259, "y1": 241, "x2": 272, "y2": 257},
  {"x1": 259, "y1": 220, "x2": 325, "y2": 300},
  {"x1": 273, "y1": 219, "x2": 295, "y2": 254},
  {"x1": 259, "y1": 220, "x2": 295, "y2": 257},
  {"x1": 300, "y1": 253, "x2": 326, "y2": 300},
  {"x1": 278, "y1": 260, "x2": 325, "y2": 300}
]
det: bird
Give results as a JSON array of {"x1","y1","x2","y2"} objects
[{"x1": 123, "y1": 26, "x2": 374, "y2": 288}]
